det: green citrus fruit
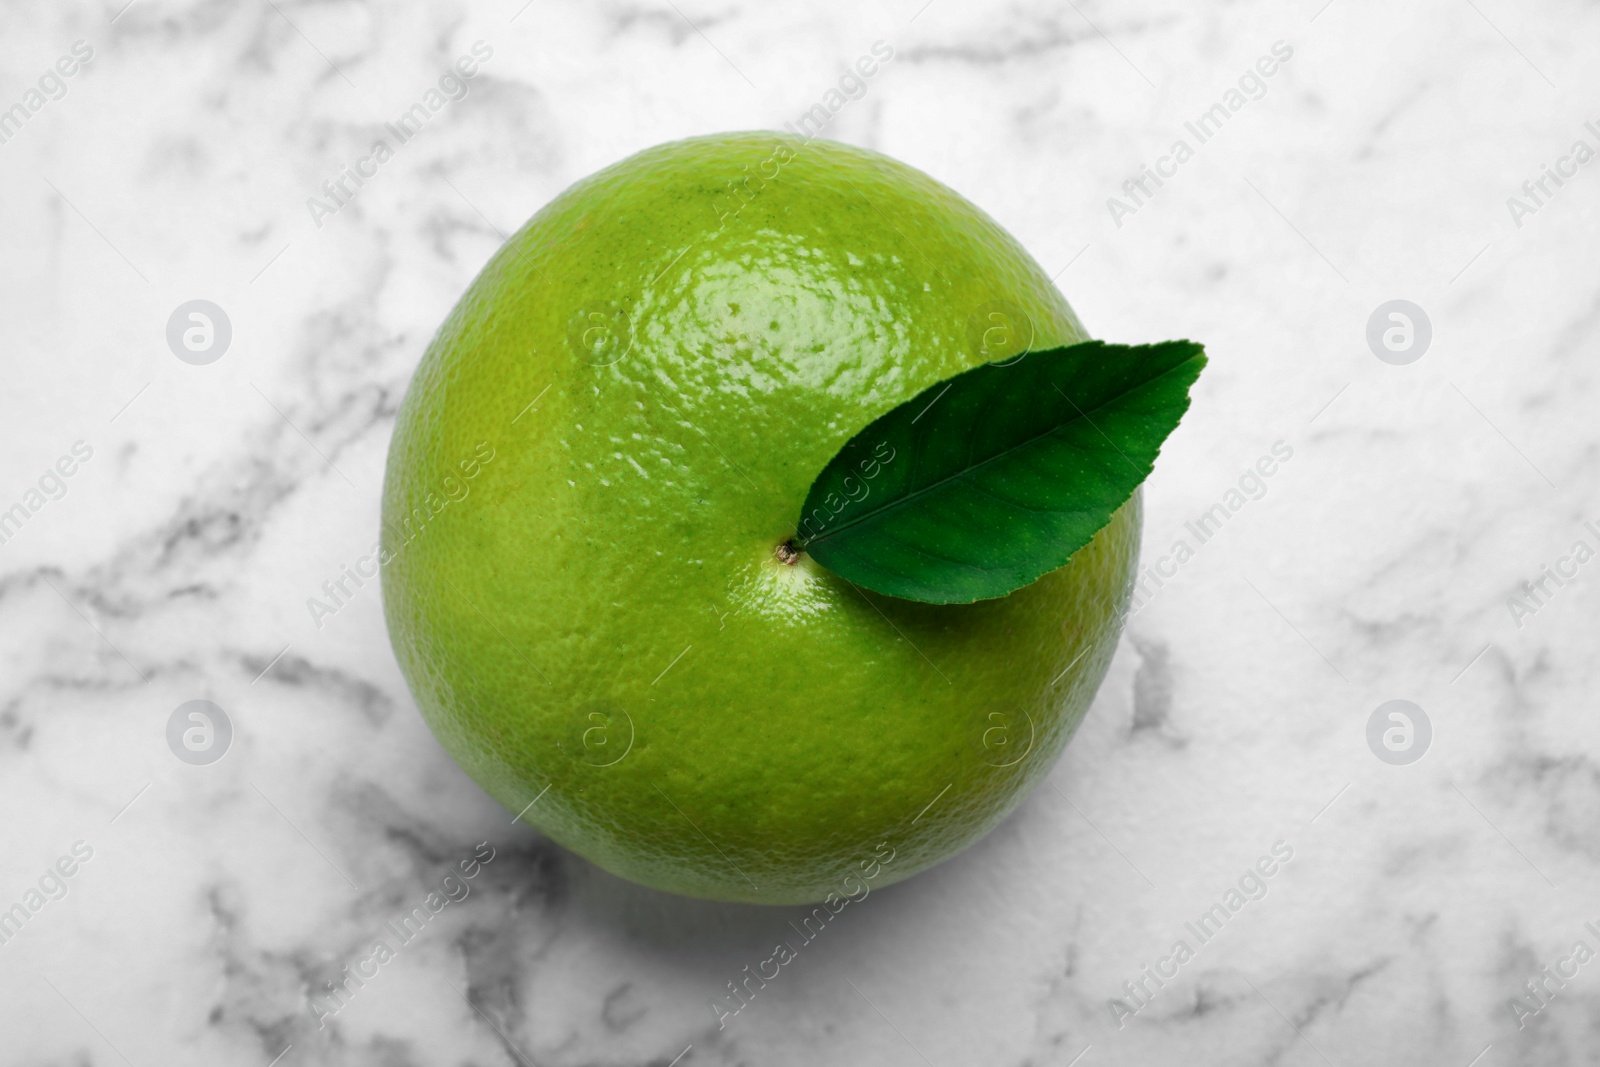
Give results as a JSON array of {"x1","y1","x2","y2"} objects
[{"x1": 381, "y1": 132, "x2": 1139, "y2": 904}]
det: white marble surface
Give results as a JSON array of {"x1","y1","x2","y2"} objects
[{"x1": 3, "y1": 0, "x2": 1599, "y2": 1063}]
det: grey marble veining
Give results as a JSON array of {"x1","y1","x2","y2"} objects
[{"x1": 3, "y1": 0, "x2": 1599, "y2": 1064}]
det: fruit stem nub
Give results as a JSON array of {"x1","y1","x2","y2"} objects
[{"x1": 775, "y1": 539, "x2": 801, "y2": 565}]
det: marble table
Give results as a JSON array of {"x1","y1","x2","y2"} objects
[{"x1": 2, "y1": 0, "x2": 1597, "y2": 1064}]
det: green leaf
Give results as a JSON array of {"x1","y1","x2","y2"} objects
[{"x1": 790, "y1": 340, "x2": 1206, "y2": 603}]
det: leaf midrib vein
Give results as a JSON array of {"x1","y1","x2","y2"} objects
[{"x1": 802, "y1": 353, "x2": 1198, "y2": 550}]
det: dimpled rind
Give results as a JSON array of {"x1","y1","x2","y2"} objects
[{"x1": 381, "y1": 132, "x2": 1140, "y2": 904}]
